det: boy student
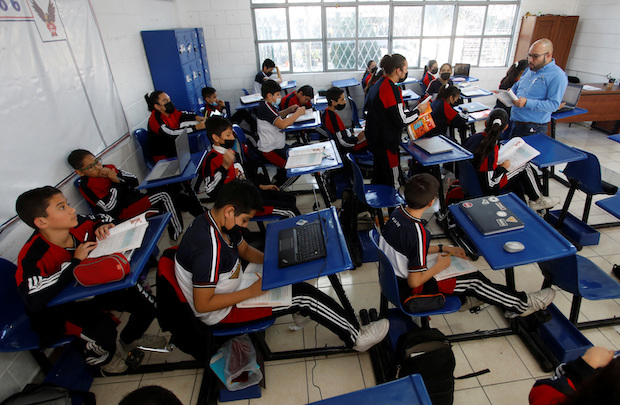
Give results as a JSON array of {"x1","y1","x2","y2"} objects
[
  {"x1": 253, "y1": 58, "x2": 282, "y2": 94},
  {"x1": 323, "y1": 86, "x2": 367, "y2": 153},
  {"x1": 279, "y1": 85, "x2": 314, "y2": 110},
  {"x1": 15, "y1": 187, "x2": 166, "y2": 375},
  {"x1": 174, "y1": 180, "x2": 389, "y2": 352},
  {"x1": 379, "y1": 174, "x2": 556, "y2": 318},
  {"x1": 201, "y1": 116, "x2": 300, "y2": 218},
  {"x1": 256, "y1": 79, "x2": 307, "y2": 187},
  {"x1": 202, "y1": 86, "x2": 256, "y2": 134},
  {"x1": 68, "y1": 149, "x2": 185, "y2": 241}
]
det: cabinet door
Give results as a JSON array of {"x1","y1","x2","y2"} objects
[
  {"x1": 551, "y1": 17, "x2": 579, "y2": 70},
  {"x1": 176, "y1": 30, "x2": 192, "y2": 65},
  {"x1": 531, "y1": 17, "x2": 556, "y2": 42}
]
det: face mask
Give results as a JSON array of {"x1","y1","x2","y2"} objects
[
  {"x1": 272, "y1": 97, "x2": 281, "y2": 107},
  {"x1": 222, "y1": 139, "x2": 235, "y2": 149},
  {"x1": 371, "y1": 66, "x2": 377, "y2": 73},
  {"x1": 430, "y1": 68, "x2": 438, "y2": 74},
  {"x1": 398, "y1": 71, "x2": 408, "y2": 83},
  {"x1": 163, "y1": 101, "x2": 175, "y2": 114},
  {"x1": 222, "y1": 210, "x2": 242, "y2": 234},
  {"x1": 335, "y1": 103, "x2": 346, "y2": 111},
  {"x1": 440, "y1": 72, "x2": 451, "y2": 81},
  {"x1": 209, "y1": 101, "x2": 218, "y2": 106},
  {"x1": 267, "y1": 70, "x2": 273, "y2": 76}
]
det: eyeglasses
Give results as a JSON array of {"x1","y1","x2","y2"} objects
[
  {"x1": 80, "y1": 158, "x2": 102, "y2": 171},
  {"x1": 527, "y1": 52, "x2": 549, "y2": 60}
]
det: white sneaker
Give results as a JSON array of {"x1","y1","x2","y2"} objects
[
  {"x1": 519, "y1": 288, "x2": 556, "y2": 317},
  {"x1": 100, "y1": 351, "x2": 128, "y2": 375},
  {"x1": 353, "y1": 319, "x2": 390, "y2": 352},
  {"x1": 121, "y1": 334, "x2": 167, "y2": 352},
  {"x1": 292, "y1": 312, "x2": 311, "y2": 328},
  {"x1": 458, "y1": 296, "x2": 485, "y2": 312},
  {"x1": 529, "y1": 196, "x2": 561, "y2": 211}
]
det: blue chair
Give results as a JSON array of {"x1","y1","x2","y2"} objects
[
  {"x1": 346, "y1": 153, "x2": 404, "y2": 228},
  {"x1": 347, "y1": 96, "x2": 365, "y2": 128},
  {"x1": 369, "y1": 230, "x2": 461, "y2": 328},
  {"x1": 456, "y1": 160, "x2": 483, "y2": 199},
  {"x1": 232, "y1": 124, "x2": 270, "y2": 178},
  {"x1": 538, "y1": 254, "x2": 620, "y2": 325},
  {"x1": 133, "y1": 128, "x2": 156, "y2": 170}
]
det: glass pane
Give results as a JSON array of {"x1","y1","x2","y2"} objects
[
  {"x1": 288, "y1": 0, "x2": 319, "y2": 3},
  {"x1": 326, "y1": 7, "x2": 356, "y2": 39},
  {"x1": 392, "y1": 39, "x2": 420, "y2": 68},
  {"x1": 292, "y1": 42, "x2": 322, "y2": 72},
  {"x1": 485, "y1": 5, "x2": 517, "y2": 35},
  {"x1": 359, "y1": 5, "x2": 389, "y2": 38},
  {"x1": 258, "y1": 42, "x2": 290, "y2": 71},
  {"x1": 453, "y1": 37, "x2": 481, "y2": 65},
  {"x1": 358, "y1": 40, "x2": 388, "y2": 70},
  {"x1": 420, "y1": 38, "x2": 450, "y2": 67},
  {"x1": 255, "y1": 9, "x2": 287, "y2": 41},
  {"x1": 393, "y1": 7, "x2": 422, "y2": 37},
  {"x1": 423, "y1": 5, "x2": 454, "y2": 37},
  {"x1": 456, "y1": 6, "x2": 485, "y2": 36},
  {"x1": 480, "y1": 37, "x2": 510, "y2": 67},
  {"x1": 290, "y1": 7, "x2": 321, "y2": 40},
  {"x1": 252, "y1": 0, "x2": 284, "y2": 3},
  {"x1": 328, "y1": 41, "x2": 356, "y2": 70}
]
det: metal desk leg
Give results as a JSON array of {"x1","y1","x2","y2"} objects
[
  {"x1": 313, "y1": 172, "x2": 332, "y2": 208},
  {"x1": 541, "y1": 168, "x2": 549, "y2": 196},
  {"x1": 328, "y1": 274, "x2": 357, "y2": 322}
]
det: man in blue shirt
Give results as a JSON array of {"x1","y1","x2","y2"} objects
[{"x1": 509, "y1": 38, "x2": 568, "y2": 138}]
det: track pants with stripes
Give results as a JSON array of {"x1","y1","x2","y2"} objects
[{"x1": 148, "y1": 191, "x2": 184, "y2": 240}]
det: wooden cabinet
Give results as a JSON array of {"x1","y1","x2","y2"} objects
[{"x1": 514, "y1": 15, "x2": 579, "y2": 70}]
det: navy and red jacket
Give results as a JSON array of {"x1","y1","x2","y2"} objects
[
  {"x1": 422, "y1": 71, "x2": 434, "y2": 88},
  {"x1": 147, "y1": 109, "x2": 200, "y2": 160},
  {"x1": 529, "y1": 356, "x2": 596, "y2": 405},
  {"x1": 463, "y1": 132, "x2": 509, "y2": 192},
  {"x1": 279, "y1": 92, "x2": 312, "y2": 110},
  {"x1": 422, "y1": 98, "x2": 469, "y2": 139}
]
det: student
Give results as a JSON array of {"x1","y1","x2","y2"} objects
[
  {"x1": 380, "y1": 174, "x2": 556, "y2": 317},
  {"x1": 254, "y1": 58, "x2": 282, "y2": 94},
  {"x1": 495, "y1": 59, "x2": 528, "y2": 115},
  {"x1": 120, "y1": 386, "x2": 183, "y2": 405},
  {"x1": 422, "y1": 84, "x2": 469, "y2": 142},
  {"x1": 426, "y1": 63, "x2": 454, "y2": 100},
  {"x1": 364, "y1": 68, "x2": 383, "y2": 96},
  {"x1": 174, "y1": 180, "x2": 389, "y2": 352},
  {"x1": 280, "y1": 85, "x2": 314, "y2": 110},
  {"x1": 421, "y1": 59, "x2": 438, "y2": 89},
  {"x1": 202, "y1": 86, "x2": 256, "y2": 134},
  {"x1": 364, "y1": 54, "x2": 424, "y2": 189},
  {"x1": 362, "y1": 60, "x2": 377, "y2": 88},
  {"x1": 145, "y1": 91, "x2": 206, "y2": 161},
  {"x1": 201, "y1": 116, "x2": 300, "y2": 218},
  {"x1": 256, "y1": 79, "x2": 306, "y2": 187},
  {"x1": 463, "y1": 108, "x2": 560, "y2": 210},
  {"x1": 322, "y1": 86, "x2": 367, "y2": 153},
  {"x1": 68, "y1": 149, "x2": 185, "y2": 240},
  {"x1": 15, "y1": 187, "x2": 166, "y2": 375}
]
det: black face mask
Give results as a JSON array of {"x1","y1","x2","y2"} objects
[
  {"x1": 398, "y1": 71, "x2": 408, "y2": 83},
  {"x1": 163, "y1": 101, "x2": 175, "y2": 114},
  {"x1": 222, "y1": 224, "x2": 242, "y2": 235},
  {"x1": 440, "y1": 72, "x2": 451, "y2": 81},
  {"x1": 371, "y1": 66, "x2": 377, "y2": 73},
  {"x1": 430, "y1": 68, "x2": 438, "y2": 74},
  {"x1": 223, "y1": 139, "x2": 236, "y2": 149},
  {"x1": 335, "y1": 103, "x2": 346, "y2": 111}
]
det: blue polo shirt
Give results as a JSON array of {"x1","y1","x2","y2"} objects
[{"x1": 510, "y1": 59, "x2": 568, "y2": 124}]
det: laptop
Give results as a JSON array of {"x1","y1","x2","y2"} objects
[
  {"x1": 459, "y1": 196, "x2": 524, "y2": 235},
  {"x1": 453, "y1": 63, "x2": 471, "y2": 78},
  {"x1": 144, "y1": 129, "x2": 191, "y2": 182},
  {"x1": 556, "y1": 83, "x2": 583, "y2": 113},
  {"x1": 413, "y1": 137, "x2": 454, "y2": 155}
]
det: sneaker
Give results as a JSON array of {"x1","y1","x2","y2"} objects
[
  {"x1": 121, "y1": 334, "x2": 167, "y2": 352},
  {"x1": 292, "y1": 312, "x2": 311, "y2": 328},
  {"x1": 519, "y1": 288, "x2": 556, "y2": 317},
  {"x1": 529, "y1": 196, "x2": 561, "y2": 211},
  {"x1": 353, "y1": 319, "x2": 390, "y2": 352},
  {"x1": 100, "y1": 351, "x2": 128, "y2": 375},
  {"x1": 458, "y1": 296, "x2": 485, "y2": 312}
]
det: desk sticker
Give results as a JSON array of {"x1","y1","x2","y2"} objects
[
  {"x1": 506, "y1": 216, "x2": 519, "y2": 223},
  {"x1": 481, "y1": 199, "x2": 490, "y2": 205},
  {"x1": 295, "y1": 219, "x2": 308, "y2": 226},
  {"x1": 488, "y1": 196, "x2": 499, "y2": 202},
  {"x1": 462, "y1": 202, "x2": 473, "y2": 208},
  {"x1": 496, "y1": 211, "x2": 507, "y2": 217},
  {"x1": 495, "y1": 202, "x2": 507, "y2": 210},
  {"x1": 496, "y1": 218, "x2": 508, "y2": 227}
]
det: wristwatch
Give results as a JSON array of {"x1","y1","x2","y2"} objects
[{"x1": 438, "y1": 244, "x2": 444, "y2": 253}]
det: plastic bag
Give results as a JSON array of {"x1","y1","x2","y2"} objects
[{"x1": 210, "y1": 334, "x2": 263, "y2": 391}]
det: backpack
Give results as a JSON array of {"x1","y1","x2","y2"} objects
[
  {"x1": 0, "y1": 383, "x2": 94, "y2": 405},
  {"x1": 339, "y1": 188, "x2": 363, "y2": 268},
  {"x1": 393, "y1": 328, "x2": 455, "y2": 405}
]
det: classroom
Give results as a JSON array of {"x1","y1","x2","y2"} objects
[{"x1": 1, "y1": 0, "x2": 619, "y2": 404}]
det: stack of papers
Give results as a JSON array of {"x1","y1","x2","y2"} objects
[
  {"x1": 426, "y1": 253, "x2": 478, "y2": 281},
  {"x1": 237, "y1": 263, "x2": 292, "y2": 308},
  {"x1": 582, "y1": 84, "x2": 602, "y2": 91},
  {"x1": 285, "y1": 145, "x2": 324, "y2": 169}
]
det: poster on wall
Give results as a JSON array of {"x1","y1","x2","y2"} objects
[{"x1": 31, "y1": 0, "x2": 67, "y2": 41}]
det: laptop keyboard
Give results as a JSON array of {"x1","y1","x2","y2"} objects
[
  {"x1": 160, "y1": 161, "x2": 180, "y2": 177},
  {"x1": 295, "y1": 222, "x2": 326, "y2": 263}
]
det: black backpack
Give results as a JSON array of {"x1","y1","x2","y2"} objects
[
  {"x1": 339, "y1": 188, "x2": 363, "y2": 268},
  {"x1": 393, "y1": 328, "x2": 455, "y2": 405}
]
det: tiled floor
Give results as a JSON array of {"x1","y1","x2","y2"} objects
[{"x1": 90, "y1": 121, "x2": 620, "y2": 405}]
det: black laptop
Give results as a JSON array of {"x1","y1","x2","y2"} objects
[
  {"x1": 460, "y1": 197, "x2": 524, "y2": 235},
  {"x1": 453, "y1": 63, "x2": 471, "y2": 78},
  {"x1": 556, "y1": 83, "x2": 583, "y2": 113}
]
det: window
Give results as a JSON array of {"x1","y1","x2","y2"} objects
[{"x1": 252, "y1": 0, "x2": 519, "y2": 72}]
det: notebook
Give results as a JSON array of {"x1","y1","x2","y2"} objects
[
  {"x1": 459, "y1": 102, "x2": 489, "y2": 113},
  {"x1": 240, "y1": 93, "x2": 263, "y2": 104},
  {"x1": 413, "y1": 137, "x2": 454, "y2": 155},
  {"x1": 459, "y1": 196, "x2": 524, "y2": 235},
  {"x1": 556, "y1": 83, "x2": 583, "y2": 113},
  {"x1": 453, "y1": 63, "x2": 471, "y2": 78},
  {"x1": 144, "y1": 129, "x2": 191, "y2": 182}
]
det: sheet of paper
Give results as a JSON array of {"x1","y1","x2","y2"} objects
[
  {"x1": 237, "y1": 263, "x2": 293, "y2": 308},
  {"x1": 460, "y1": 86, "x2": 489, "y2": 97},
  {"x1": 285, "y1": 145, "x2": 325, "y2": 169},
  {"x1": 495, "y1": 89, "x2": 518, "y2": 106},
  {"x1": 426, "y1": 254, "x2": 478, "y2": 282},
  {"x1": 89, "y1": 222, "x2": 148, "y2": 258},
  {"x1": 240, "y1": 93, "x2": 263, "y2": 103},
  {"x1": 582, "y1": 85, "x2": 602, "y2": 91}
]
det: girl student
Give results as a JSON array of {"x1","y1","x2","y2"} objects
[
  {"x1": 426, "y1": 63, "x2": 453, "y2": 100},
  {"x1": 421, "y1": 59, "x2": 438, "y2": 89},
  {"x1": 422, "y1": 84, "x2": 469, "y2": 143}
]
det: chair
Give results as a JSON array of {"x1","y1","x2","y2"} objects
[
  {"x1": 538, "y1": 254, "x2": 620, "y2": 325},
  {"x1": 232, "y1": 124, "x2": 270, "y2": 178},
  {"x1": 133, "y1": 128, "x2": 156, "y2": 170},
  {"x1": 558, "y1": 149, "x2": 618, "y2": 226},
  {"x1": 346, "y1": 153, "x2": 404, "y2": 228},
  {"x1": 347, "y1": 96, "x2": 365, "y2": 128},
  {"x1": 369, "y1": 231, "x2": 461, "y2": 328},
  {"x1": 456, "y1": 160, "x2": 483, "y2": 199}
]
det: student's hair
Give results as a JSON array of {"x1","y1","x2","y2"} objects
[
  {"x1": 206, "y1": 116, "x2": 233, "y2": 142},
  {"x1": 437, "y1": 84, "x2": 461, "y2": 101},
  {"x1": 325, "y1": 86, "x2": 345, "y2": 106},
  {"x1": 424, "y1": 59, "x2": 437, "y2": 73},
  {"x1": 262, "y1": 58, "x2": 275, "y2": 69},
  {"x1": 562, "y1": 357, "x2": 620, "y2": 405},
  {"x1": 261, "y1": 79, "x2": 281, "y2": 98},
  {"x1": 366, "y1": 60, "x2": 375, "y2": 68},
  {"x1": 297, "y1": 85, "x2": 314, "y2": 98},
  {"x1": 500, "y1": 59, "x2": 528, "y2": 89},
  {"x1": 472, "y1": 108, "x2": 509, "y2": 170},
  {"x1": 119, "y1": 386, "x2": 183, "y2": 405},
  {"x1": 213, "y1": 179, "x2": 263, "y2": 215},
  {"x1": 202, "y1": 86, "x2": 217, "y2": 100},
  {"x1": 404, "y1": 174, "x2": 439, "y2": 209},
  {"x1": 379, "y1": 54, "x2": 407, "y2": 75},
  {"x1": 67, "y1": 149, "x2": 93, "y2": 170},
  {"x1": 440, "y1": 63, "x2": 452, "y2": 72},
  {"x1": 144, "y1": 91, "x2": 164, "y2": 112},
  {"x1": 364, "y1": 69, "x2": 384, "y2": 94},
  {"x1": 16, "y1": 186, "x2": 62, "y2": 229}
]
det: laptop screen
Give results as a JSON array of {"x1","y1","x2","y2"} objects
[
  {"x1": 175, "y1": 129, "x2": 192, "y2": 172},
  {"x1": 453, "y1": 63, "x2": 470, "y2": 77},
  {"x1": 562, "y1": 83, "x2": 583, "y2": 107}
]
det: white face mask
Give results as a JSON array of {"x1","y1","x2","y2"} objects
[
  {"x1": 272, "y1": 97, "x2": 281, "y2": 107},
  {"x1": 430, "y1": 198, "x2": 441, "y2": 213}
]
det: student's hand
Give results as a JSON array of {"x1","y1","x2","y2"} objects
[
  {"x1": 582, "y1": 346, "x2": 615, "y2": 369},
  {"x1": 513, "y1": 97, "x2": 527, "y2": 108},
  {"x1": 445, "y1": 246, "x2": 467, "y2": 259},
  {"x1": 259, "y1": 184, "x2": 279, "y2": 191},
  {"x1": 99, "y1": 167, "x2": 119, "y2": 183},
  {"x1": 436, "y1": 253, "x2": 452, "y2": 270},
  {"x1": 74, "y1": 241, "x2": 97, "y2": 261},
  {"x1": 196, "y1": 115, "x2": 206, "y2": 122},
  {"x1": 248, "y1": 279, "x2": 264, "y2": 298},
  {"x1": 295, "y1": 106, "x2": 306, "y2": 116},
  {"x1": 195, "y1": 121, "x2": 206, "y2": 130},
  {"x1": 500, "y1": 160, "x2": 511, "y2": 169},
  {"x1": 217, "y1": 99, "x2": 226, "y2": 108},
  {"x1": 288, "y1": 105, "x2": 299, "y2": 114},
  {"x1": 357, "y1": 131, "x2": 366, "y2": 141},
  {"x1": 95, "y1": 223, "x2": 115, "y2": 240},
  {"x1": 222, "y1": 149, "x2": 236, "y2": 170}
]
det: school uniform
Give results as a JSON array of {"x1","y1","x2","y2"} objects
[
  {"x1": 321, "y1": 109, "x2": 367, "y2": 153},
  {"x1": 529, "y1": 356, "x2": 597, "y2": 405},
  {"x1": 148, "y1": 109, "x2": 201, "y2": 161},
  {"x1": 253, "y1": 71, "x2": 270, "y2": 94},
  {"x1": 421, "y1": 71, "x2": 435, "y2": 88},
  {"x1": 422, "y1": 98, "x2": 469, "y2": 141},
  {"x1": 279, "y1": 92, "x2": 312, "y2": 110},
  {"x1": 426, "y1": 78, "x2": 454, "y2": 100}
]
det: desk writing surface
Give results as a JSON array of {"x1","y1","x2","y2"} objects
[
  {"x1": 235, "y1": 101, "x2": 260, "y2": 110},
  {"x1": 48, "y1": 213, "x2": 171, "y2": 306},
  {"x1": 397, "y1": 77, "x2": 420, "y2": 86},
  {"x1": 448, "y1": 193, "x2": 575, "y2": 270},
  {"x1": 523, "y1": 133, "x2": 586, "y2": 169},
  {"x1": 287, "y1": 140, "x2": 343, "y2": 177},
  {"x1": 332, "y1": 78, "x2": 361, "y2": 88},
  {"x1": 281, "y1": 80, "x2": 297, "y2": 90},
  {"x1": 400, "y1": 135, "x2": 473, "y2": 167},
  {"x1": 283, "y1": 110, "x2": 322, "y2": 132},
  {"x1": 556, "y1": 83, "x2": 620, "y2": 123},
  {"x1": 137, "y1": 151, "x2": 206, "y2": 190},
  {"x1": 551, "y1": 107, "x2": 588, "y2": 121},
  {"x1": 402, "y1": 89, "x2": 421, "y2": 102},
  {"x1": 262, "y1": 207, "x2": 353, "y2": 290}
]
